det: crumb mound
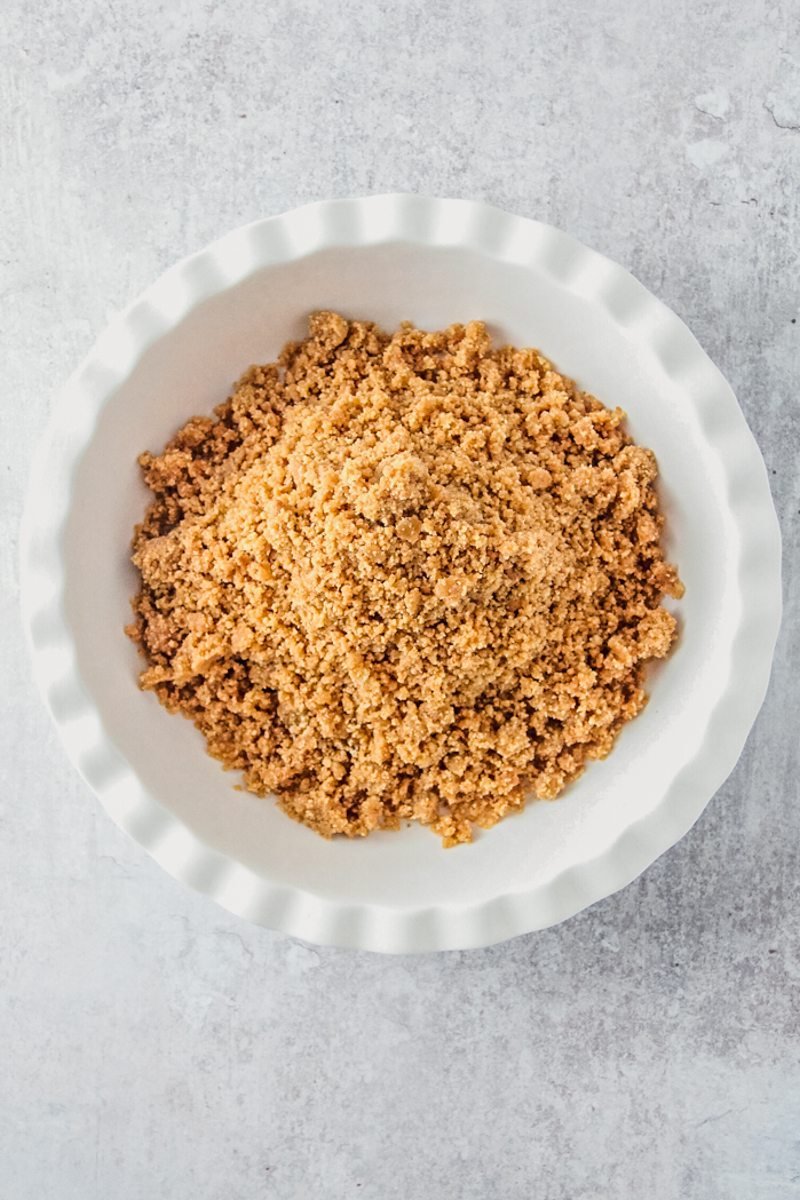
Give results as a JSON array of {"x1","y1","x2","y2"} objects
[{"x1": 128, "y1": 312, "x2": 683, "y2": 845}]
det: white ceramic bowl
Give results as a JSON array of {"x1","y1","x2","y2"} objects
[{"x1": 21, "y1": 195, "x2": 781, "y2": 952}]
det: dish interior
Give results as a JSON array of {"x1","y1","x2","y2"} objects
[{"x1": 61, "y1": 241, "x2": 736, "y2": 909}]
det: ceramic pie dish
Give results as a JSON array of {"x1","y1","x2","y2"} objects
[{"x1": 20, "y1": 195, "x2": 782, "y2": 952}]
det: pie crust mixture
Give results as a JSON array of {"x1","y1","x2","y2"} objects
[{"x1": 128, "y1": 313, "x2": 683, "y2": 845}]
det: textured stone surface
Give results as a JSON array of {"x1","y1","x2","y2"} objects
[{"x1": 1, "y1": 2, "x2": 798, "y2": 1197}]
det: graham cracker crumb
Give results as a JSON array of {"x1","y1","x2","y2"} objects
[{"x1": 128, "y1": 313, "x2": 683, "y2": 845}]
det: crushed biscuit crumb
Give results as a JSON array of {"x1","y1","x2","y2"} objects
[{"x1": 128, "y1": 313, "x2": 683, "y2": 845}]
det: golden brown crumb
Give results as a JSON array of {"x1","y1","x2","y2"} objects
[{"x1": 128, "y1": 313, "x2": 683, "y2": 845}]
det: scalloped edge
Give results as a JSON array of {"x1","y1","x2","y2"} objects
[{"x1": 20, "y1": 195, "x2": 782, "y2": 952}]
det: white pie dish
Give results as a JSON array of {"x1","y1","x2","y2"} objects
[{"x1": 20, "y1": 194, "x2": 781, "y2": 952}]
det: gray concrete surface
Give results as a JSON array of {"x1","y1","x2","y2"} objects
[{"x1": 1, "y1": 1, "x2": 799, "y2": 1197}]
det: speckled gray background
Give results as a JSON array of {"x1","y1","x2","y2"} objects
[{"x1": 1, "y1": 1, "x2": 799, "y2": 1197}]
